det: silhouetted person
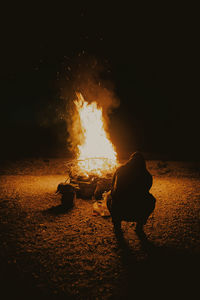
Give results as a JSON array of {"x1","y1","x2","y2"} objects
[{"x1": 107, "y1": 152, "x2": 156, "y2": 235}]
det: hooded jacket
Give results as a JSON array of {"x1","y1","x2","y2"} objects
[{"x1": 109, "y1": 152, "x2": 155, "y2": 223}]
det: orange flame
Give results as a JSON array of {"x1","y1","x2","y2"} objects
[{"x1": 74, "y1": 92, "x2": 118, "y2": 176}]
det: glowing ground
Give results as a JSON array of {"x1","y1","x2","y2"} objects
[{"x1": 0, "y1": 159, "x2": 199, "y2": 299}]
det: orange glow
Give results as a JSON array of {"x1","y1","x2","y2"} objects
[{"x1": 74, "y1": 92, "x2": 118, "y2": 176}]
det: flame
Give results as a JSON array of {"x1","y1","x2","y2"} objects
[{"x1": 74, "y1": 92, "x2": 118, "y2": 176}]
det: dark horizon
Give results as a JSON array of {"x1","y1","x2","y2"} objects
[{"x1": 1, "y1": 4, "x2": 199, "y2": 160}]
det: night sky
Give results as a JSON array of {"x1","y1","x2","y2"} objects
[{"x1": 1, "y1": 3, "x2": 199, "y2": 160}]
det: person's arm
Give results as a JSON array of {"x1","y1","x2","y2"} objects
[
  {"x1": 111, "y1": 171, "x2": 117, "y2": 196},
  {"x1": 147, "y1": 172, "x2": 153, "y2": 191}
]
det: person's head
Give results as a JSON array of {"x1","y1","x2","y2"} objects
[{"x1": 128, "y1": 152, "x2": 146, "y2": 171}]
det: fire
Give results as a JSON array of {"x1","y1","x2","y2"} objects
[{"x1": 74, "y1": 92, "x2": 118, "y2": 176}]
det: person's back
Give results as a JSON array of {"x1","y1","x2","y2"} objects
[{"x1": 107, "y1": 152, "x2": 156, "y2": 233}]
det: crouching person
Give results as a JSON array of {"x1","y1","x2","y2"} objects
[{"x1": 107, "y1": 152, "x2": 156, "y2": 235}]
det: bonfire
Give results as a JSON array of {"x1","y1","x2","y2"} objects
[
  {"x1": 61, "y1": 92, "x2": 119, "y2": 211},
  {"x1": 74, "y1": 92, "x2": 118, "y2": 177}
]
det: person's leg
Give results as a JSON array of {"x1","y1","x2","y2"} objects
[
  {"x1": 113, "y1": 218, "x2": 123, "y2": 240},
  {"x1": 135, "y1": 221, "x2": 144, "y2": 232},
  {"x1": 135, "y1": 193, "x2": 156, "y2": 232},
  {"x1": 112, "y1": 215, "x2": 122, "y2": 232}
]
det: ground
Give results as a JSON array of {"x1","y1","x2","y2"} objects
[{"x1": 0, "y1": 159, "x2": 200, "y2": 299}]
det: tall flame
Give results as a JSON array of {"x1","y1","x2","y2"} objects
[{"x1": 74, "y1": 92, "x2": 118, "y2": 176}]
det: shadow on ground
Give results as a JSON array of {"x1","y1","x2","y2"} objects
[
  {"x1": 42, "y1": 204, "x2": 73, "y2": 216},
  {"x1": 112, "y1": 230, "x2": 200, "y2": 299}
]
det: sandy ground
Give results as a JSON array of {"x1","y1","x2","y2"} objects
[{"x1": 0, "y1": 159, "x2": 200, "y2": 299}]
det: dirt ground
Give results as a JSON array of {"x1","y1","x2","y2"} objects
[{"x1": 0, "y1": 159, "x2": 200, "y2": 299}]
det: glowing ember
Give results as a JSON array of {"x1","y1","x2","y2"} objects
[{"x1": 74, "y1": 92, "x2": 118, "y2": 176}]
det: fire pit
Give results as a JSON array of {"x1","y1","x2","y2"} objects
[
  {"x1": 57, "y1": 92, "x2": 119, "y2": 207},
  {"x1": 65, "y1": 159, "x2": 114, "y2": 200}
]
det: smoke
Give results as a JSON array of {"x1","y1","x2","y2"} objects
[{"x1": 60, "y1": 56, "x2": 120, "y2": 156}]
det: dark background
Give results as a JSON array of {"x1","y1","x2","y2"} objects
[{"x1": 1, "y1": 3, "x2": 199, "y2": 160}]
